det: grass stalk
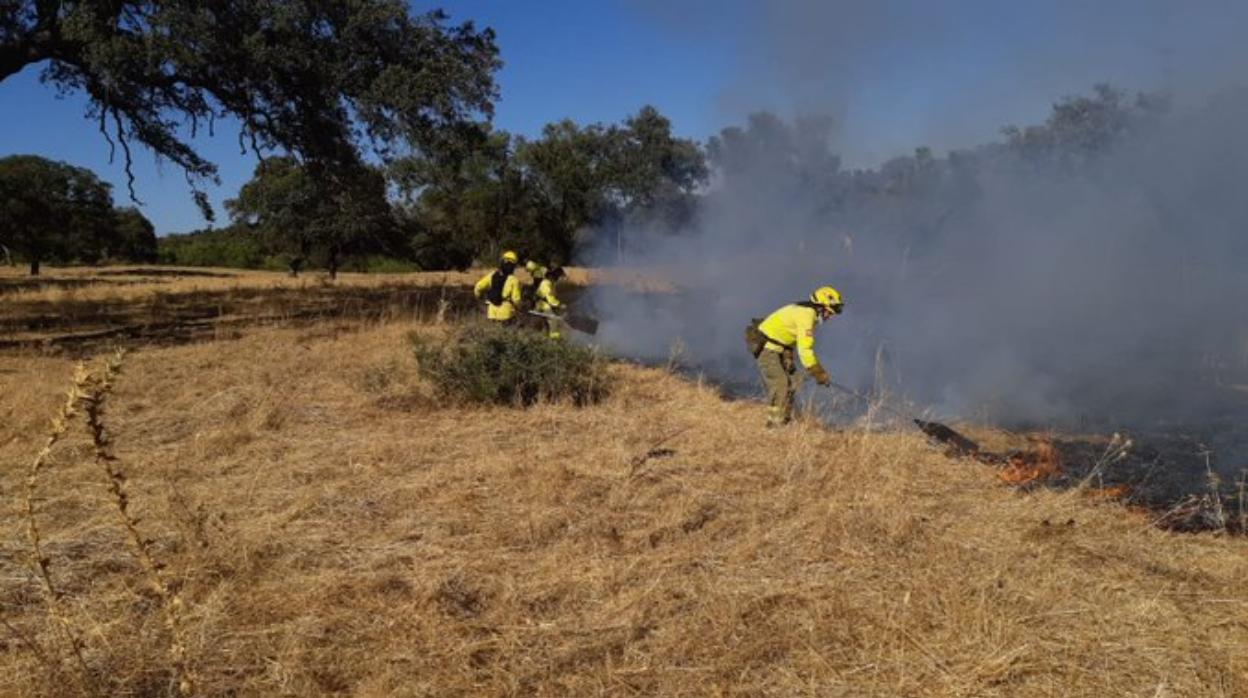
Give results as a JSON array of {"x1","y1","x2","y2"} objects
[
  {"x1": 22, "y1": 362, "x2": 95, "y2": 687},
  {"x1": 83, "y1": 349, "x2": 197, "y2": 696}
]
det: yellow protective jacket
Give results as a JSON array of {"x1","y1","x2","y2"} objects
[
  {"x1": 536, "y1": 278, "x2": 561, "y2": 313},
  {"x1": 474, "y1": 270, "x2": 522, "y2": 321},
  {"x1": 758, "y1": 303, "x2": 822, "y2": 369}
]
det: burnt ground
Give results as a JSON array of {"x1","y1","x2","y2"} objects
[
  {"x1": 0, "y1": 282, "x2": 477, "y2": 356},
  {"x1": 91, "y1": 266, "x2": 239, "y2": 278},
  {"x1": 1047, "y1": 421, "x2": 1248, "y2": 532},
  {"x1": 0, "y1": 266, "x2": 243, "y2": 293},
  {"x1": 0, "y1": 278, "x2": 594, "y2": 357},
  {"x1": 916, "y1": 407, "x2": 1248, "y2": 533},
  {"x1": 679, "y1": 355, "x2": 1248, "y2": 534}
]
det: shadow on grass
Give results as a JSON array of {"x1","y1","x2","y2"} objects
[{"x1": 93, "y1": 267, "x2": 239, "y2": 278}]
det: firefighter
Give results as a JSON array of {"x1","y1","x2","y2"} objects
[
  {"x1": 535, "y1": 266, "x2": 566, "y2": 339},
  {"x1": 525, "y1": 259, "x2": 548, "y2": 283},
  {"x1": 522, "y1": 258, "x2": 548, "y2": 307},
  {"x1": 751, "y1": 286, "x2": 843, "y2": 427},
  {"x1": 473, "y1": 250, "x2": 523, "y2": 323}
]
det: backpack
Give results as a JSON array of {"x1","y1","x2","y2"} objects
[
  {"x1": 520, "y1": 279, "x2": 538, "y2": 306},
  {"x1": 487, "y1": 270, "x2": 508, "y2": 306},
  {"x1": 744, "y1": 318, "x2": 767, "y2": 358}
]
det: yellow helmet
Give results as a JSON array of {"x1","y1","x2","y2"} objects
[
  {"x1": 501, "y1": 250, "x2": 519, "y2": 264},
  {"x1": 810, "y1": 286, "x2": 844, "y2": 314}
]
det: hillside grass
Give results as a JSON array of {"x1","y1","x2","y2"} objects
[{"x1": 1, "y1": 314, "x2": 1246, "y2": 696}]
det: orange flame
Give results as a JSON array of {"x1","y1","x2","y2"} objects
[
  {"x1": 1084, "y1": 484, "x2": 1132, "y2": 499},
  {"x1": 997, "y1": 439, "x2": 1062, "y2": 485}
]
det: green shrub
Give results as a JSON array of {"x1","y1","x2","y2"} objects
[
  {"x1": 350, "y1": 255, "x2": 422, "y2": 273},
  {"x1": 412, "y1": 323, "x2": 611, "y2": 406},
  {"x1": 157, "y1": 227, "x2": 266, "y2": 268}
]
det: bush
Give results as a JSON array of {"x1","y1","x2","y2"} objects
[
  {"x1": 348, "y1": 255, "x2": 422, "y2": 273},
  {"x1": 157, "y1": 227, "x2": 266, "y2": 268},
  {"x1": 412, "y1": 323, "x2": 611, "y2": 406}
]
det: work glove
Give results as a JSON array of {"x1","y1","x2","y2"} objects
[{"x1": 809, "y1": 364, "x2": 831, "y2": 387}]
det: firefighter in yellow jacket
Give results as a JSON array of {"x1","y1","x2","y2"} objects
[
  {"x1": 535, "y1": 266, "x2": 566, "y2": 338},
  {"x1": 753, "y1": 286, "x2": 843, "y2": 427},
  {"x1": 525, "y1": 259, "x2": 548, "y2": 283},
  {"x1": 473, "y1": 250, "x2": 523, "y2": 322}
]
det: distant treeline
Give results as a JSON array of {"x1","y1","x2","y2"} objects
[
  {"x1": 4, "y1": 85, "x2": 1164, "y2": 277},
  {"x1": 155, "y1": 227, "x2": 420, "y2": 274},
  {"x1": 159, "y1": 84, "x2": 1169, "y2": 275},
  {"x1": 158, "y1": 104, "x2": 707, "y2": 276}
]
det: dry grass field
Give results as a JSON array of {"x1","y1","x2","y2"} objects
[
  {"x1": 0, "y1": 265, "x2": 650, "y2": 354},
  {"x1": 2, "y1": 268, "x2": 1248, "y2": 696}
]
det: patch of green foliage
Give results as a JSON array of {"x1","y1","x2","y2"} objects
[
  {"x1": 158, "y1": 227, "x2": 267, "y2": 269},
  {"x1": 346, "y1": 255, "x2": 423, "y2": 274},
  {"x1": 412, "y1": 323, "x2": 611, "y2": 407}
]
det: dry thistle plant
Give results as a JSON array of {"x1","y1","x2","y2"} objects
[
  {"x1": 83, "y1": 349, "x2": 197, "y2": 696},
  {"x1": 21, "y1": 361, "x2": 95, "y2": 688},
  {"x1": 435, "y1": 291, "x2": 450, "y2": 325}
]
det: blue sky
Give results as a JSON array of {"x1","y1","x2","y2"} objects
[{"x1": 2, "y1": 0, "x2": 1243, "y2": 234}]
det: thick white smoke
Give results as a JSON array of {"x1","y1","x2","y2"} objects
[
  {"x1": 583, "y1": 0, "x2": 1248, "y2": 431},
  {"x1": 586, "y1": 93, "x2": 1248, "y2": 429}
]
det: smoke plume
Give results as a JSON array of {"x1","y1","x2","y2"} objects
[{"x1": 589, "y1": 2, "x2": 1248, "y2": 433}]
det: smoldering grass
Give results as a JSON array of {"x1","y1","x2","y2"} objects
[{"x1": 1076, "y1": 432, "x2": 1134, "y2": 491}]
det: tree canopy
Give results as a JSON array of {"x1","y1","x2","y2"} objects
[
  {"x1": 111, "y1": 206, "x2": 158, "y2": 263},
  {"x1": 0, "y1": 154, "x2": 158, "y2": 273},
  {"x1": 1, "y1": 1, "x2": 500, "y2": 214},
  {"x1": 0, "y1": 154, "x2": 118, "y2": 274},
  {"x1": 226, "y1": 157, "x2": 399, "y2": 277},
  {"x1": 394, "y1": 106, "x2": 710, "y2": 267}
]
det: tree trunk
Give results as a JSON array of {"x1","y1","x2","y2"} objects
[
  {"x1": 29, "y1": 259, "x2": 40, "y2": 276},
  {"x1": 327, "y1": 248, "x2": 339, "y2": 279}
]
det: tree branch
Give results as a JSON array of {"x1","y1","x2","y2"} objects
[{"x1": 110, "y1": 108, "x2": 141, "y2": 204}]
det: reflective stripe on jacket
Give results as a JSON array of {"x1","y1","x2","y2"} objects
[
  {"x1": 757, "y1": 303, "x2": 821, "y2": 369},
  {"x1": 474, "y1": 271, "x2": 522, "y2": 320}
]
